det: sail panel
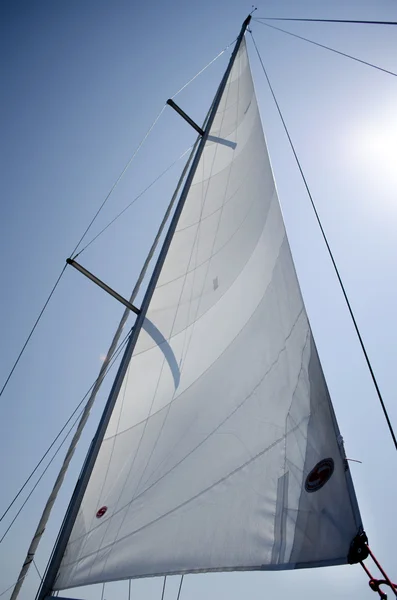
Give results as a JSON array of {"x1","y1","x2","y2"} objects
[{"x1": 55, "y1": 38, "x2": 362, "y2": 590}]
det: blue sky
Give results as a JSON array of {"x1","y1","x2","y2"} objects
[{"x1": 1, "y1": 0, "x2": 397, "y2": 599}]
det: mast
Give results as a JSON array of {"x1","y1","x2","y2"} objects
[
  {"x1": 9, "y1": 138, "x2": 200, "y2": 600},
  {"x1": 36, "y1": 14, "x2": 251, "y2": 599}
]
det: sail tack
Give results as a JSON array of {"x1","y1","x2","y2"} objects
[{"x1": 55, "y1": 38, "x2": 362, "y2": 590}]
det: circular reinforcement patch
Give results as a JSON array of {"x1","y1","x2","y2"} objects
[
  {"x1": 96, "y1": 505, "x2": 108, "y2": 518},
  {"x1": 305, "y1": 458, "x2": 334, "y2": 492}
]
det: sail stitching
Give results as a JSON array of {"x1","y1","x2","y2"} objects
[
  {"x1": 90, "y1": 360, "x2": 134, "y2": 538},
  {"x1": 154, "y1": 155, "x2": 264, "y2": 294},
  {"x1": 60, "y1": 304, "x2": 305, "y2": 555},
  {"x1": 82, "y1": 157, "x2": 212, "y2": 564},
  {"x1": 176, "y1": 149, "x2": 210, "y2": 383},
  {"x1": 90, "y1": 70, "x2": 236, "y2": 582},
  {"x1": 174, "y1": 148, "x2": 264, "y2": 235},
  {"x1": 78, "y1": 80, "x2": 235, "y2": 581},
  {"x1": 136, "y1": 52, "x2": 245, "y2": 492},
  {"x1": 60, "y1": 422, "x2": 304, "y2": 570},
  {"x1": 76, "y1": 161, "x2": 211, "y2": 574},
  {"x1": 174, "y1": 67, "x2": 240, "y2": 380},
  {"x1": 103, "y1": 227, "x2": 287, "y2": 441},
  {"x1": 54, "y1": 26, "x2": 367, "y2": 588}
]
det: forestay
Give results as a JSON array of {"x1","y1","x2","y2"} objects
[{"x1": 55, "y1": 37, "x2": 362, "y2": 590}]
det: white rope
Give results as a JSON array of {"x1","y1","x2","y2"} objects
[{"x1": 171, "y1": 45, "x2": 231, "y2": 99}]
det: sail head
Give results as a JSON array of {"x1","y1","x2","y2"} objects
[{"x1": 55, "y1": 36, "x2": 362, "y2": 590}]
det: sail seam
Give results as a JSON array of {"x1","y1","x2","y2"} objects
[
  {"x1": 103, "y1": 229, "x2": 287, "y2": 440},
  {"x1": 174, "y1": 150, "x2": 269, "y2": 235},
  {"x1": 59, "y1": 305, "x2": 305, "y2": 553},
  {"x1": 84, "y1": 73, "x2": 237, "y2": 582},
  {"x1": 58, "y1": 423, "x2": 302, "y2": 570}
]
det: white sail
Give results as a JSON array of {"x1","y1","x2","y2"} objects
[{"x1": 55, "y1": 38, "x2": 362, "y2": 590}]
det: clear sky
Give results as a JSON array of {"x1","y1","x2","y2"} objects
[{"x1": 1, "y1": 1, "x2": 397, "y2": 599}]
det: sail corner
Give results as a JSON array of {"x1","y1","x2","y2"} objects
[{"x1": 348, "y1": 530, "x2": 369, "y2": 564}]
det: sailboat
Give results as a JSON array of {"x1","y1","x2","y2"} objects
[{"x1": 1, "y1": 7, "x2": 396, "y2": 600}]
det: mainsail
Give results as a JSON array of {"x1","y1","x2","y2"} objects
[{"x1": 53, "y1": 35, "x2": 362, "y2": 590}]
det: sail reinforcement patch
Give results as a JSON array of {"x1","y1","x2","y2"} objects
[{"x1": 305, "y1": 458, "x2": 334, "y2": 493}]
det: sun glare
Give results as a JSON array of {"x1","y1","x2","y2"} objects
[{"x1": 346, "y1": 108, "x2": 397, "y2": 191}]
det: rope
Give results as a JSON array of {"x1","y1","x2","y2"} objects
[
  {"x1": 176, "y1": 575, "x2": 184, "y2": 600},
  {"x1": 8, "y1": 38, "x2": 229, "y2": 599},
  {"x1": 0, "y1": 108, "x2": 163, "y2": 403},
  {"x1": 75, "y1": 145, "x2": 193, "y2": 257},
  {"x1": 171, "y1": 45, "x2": 233, "y2": 99},
  {"x1": 253, "y1": 20, "x2": 397, "y2": 77},
  {"x1": 0, "y1": 333, "x2": 130, "y2": 546},
  {"x1": 74, "y1": 41, "x2": 236, "y2": 258},
  {"x1": 0, "y1": 331, "x2": 130, "y2": 526},
  {"x1": 7, "y1": 334, "x2": 130, "y2": 600},
  {"x1": 0, "y1": 406, "x2": 84, "y2": 545},
  {"x1": 71, "y1": 40, "x2": 231, "y2": 259},
  {"x1": 0, "y1": 43, "x2": 227, "y2": 407},
  {"x1": 10, "y1": 132, "x2": 200, "y2": 600},
  {"x1": 0, "y1": 264, "x2": 67, "y2": 401},
  {"x1": 249, "y1": 30, "x2": 397, "y2": 451},
  {"x1": 0, "y1": 577, "x2": 26, "y2": 599},
  {"x1": 32, "y1": 560, "x2": 42, "y2": 582},
  {"x1": 361, "y1": 544, "x2": 397, "y2": 598},
  {"x1": 255, "y1": 18, "x2": 397, "y2": 26},
  {"x1": 128, "y1": 580, "x2": 131, "y2": 600},
  {"x1": 160, "y1": 577, "x2": 167, "y2": 600},
  {"x1": 70, "y1": 106, "x2": 166, "y2": 259},
  {"x1": 101, "y1": 583, "x2": 105, "y2": 600}
]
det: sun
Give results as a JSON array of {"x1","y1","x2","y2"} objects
[{"x1": 347, "y1": 105, "x2": 397, "y2": 191}]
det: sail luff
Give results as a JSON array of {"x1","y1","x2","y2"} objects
[{"x1": 36, "y1": 16, "x2": 252, "y2": 600}]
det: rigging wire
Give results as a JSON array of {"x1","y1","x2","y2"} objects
[
  {"x1": 70, "y1": 38, "x2": 233, "y2": 260},
  {"x1": 0, "y1": 577, "x2": 26, "y2": 599},
  {"x1": 0, "y1": 404, "x2": 86, "y2": 545},
  {"x1": 255, "y1": 17, "x2": 397, "y2": 26},
  {"x1": 75, "y1": 145, "x2": 193, "y2": 257},
  {"x1": 9, "y1": 132, "x2": 202, "y2": 600},
  {"x1": 0, "y1": 381, "x2": 96, "y2": 523},
  {"x1": 0, "y1": 264, "x2": 67, "y2": 401},
  {"x1": 249, "y1": 30, "x2": 397, "y2": 451},
  {"x1": 160, "y1": 577, "x2": 167, "y2": 600},
  {"x1": 170, "y1": 41, "x2": 235, "y2": 99},
  {"x1": 253, "y1": 19, "x2": 397, "y2": 78},
  {"x1": 0, "y1": 334, "x2": 130, "y2": 545},
  {"x1": 70, "y1": 106, "x2": 166, "y2": 260},
  {"x1": 0, "y1": 330, "x2": 130, "y2": 530},
  {"x1": 176, "y1": 575, "x2": 184, "y2": 600},
  {"x1": 0, "y1": 43, "x2": 228, "y2": 407},
  {"x1": 32, "y1": 561, "x2": 42, "y2": 582}
]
